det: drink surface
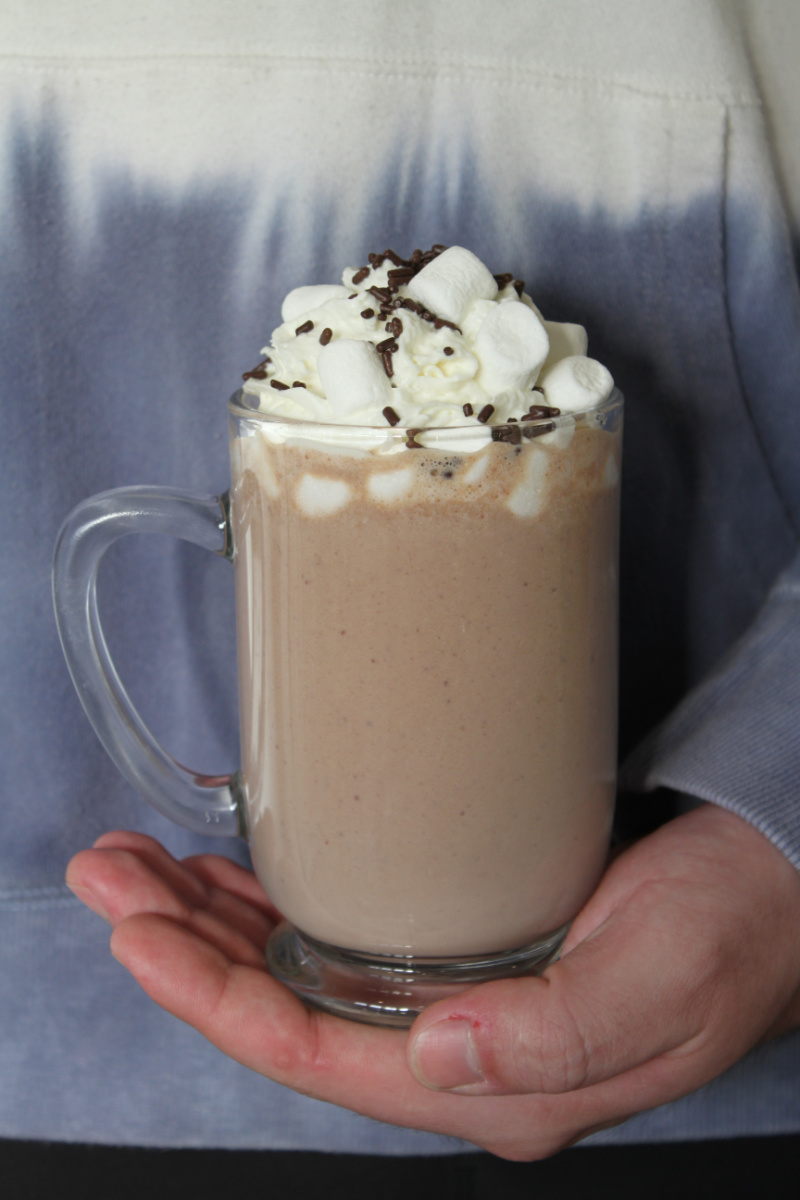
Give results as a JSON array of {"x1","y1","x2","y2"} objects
[{"x1": 230, "y1": 405, "x2": 621, "y2": 956}]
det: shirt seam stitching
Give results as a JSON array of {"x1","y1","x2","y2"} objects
[{"x1": 0, "y1": 55, "x2": 763, "y2": 107}]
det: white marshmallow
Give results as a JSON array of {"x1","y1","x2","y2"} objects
[
  {"x1": 367, "y1": 466, "x2": 414, "y2": 503},
  {"x1": 295, "y1": 474, "x2": 351, "y2": 516},
  {"x1": 539, "y1": 355, "x2": 614, "y2": 413},
  {"x1": 507, "y1": 446, "x2": 548, "y2": 518},
  {"x1": 542, "y1": 321, "x2": 588, "y2": 373},
  {"x1": 317, "y1": 338, "x2": 393, "y2": 417},
  {"x1": 602, "y1": 454, "x2": 620, "y2": 488},
  {"x1": 519, "y1": 292, "x2": 544, "y2": 320},
  {"x1": 407, "y1": 246, "x2": 498, "y2": 324},
  {"x1": 474, "y1": 301, "x2": 550, "y2": 395},
  {"x1": 281, "y1": 285, "x2": 351, "y2": 324}
]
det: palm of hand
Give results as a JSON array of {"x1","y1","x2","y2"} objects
[{"x1": 66, "y1": 805, "x2": 800, "y2": 1161}]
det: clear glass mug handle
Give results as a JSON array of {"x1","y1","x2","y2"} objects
[{"x1": 52, "y1": 486, "x2": 243, "y2": 837}]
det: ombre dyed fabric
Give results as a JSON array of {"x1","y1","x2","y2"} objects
[{"x1": 1, "y1": 0, "x2": 799, "y2": 1150}]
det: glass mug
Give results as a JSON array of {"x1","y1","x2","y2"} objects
[{"x1": 53, "y1": 387, "x2": 622, "y2": 1026}]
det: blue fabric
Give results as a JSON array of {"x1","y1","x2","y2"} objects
[{"x1": 1, "y1": 8, "x2": 799, "y2": 1150}]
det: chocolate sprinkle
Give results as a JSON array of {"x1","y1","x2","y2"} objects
[
  {"x1": 462, "y1": 403, "x2": 473, "y2": 417},
  {"x1": 295, "y1": 319, "x2": 314, "y2": 335},
  {"x1": 523, "y1": 404, "x2": 562, "y2": 420},
  {"x1": 493, "y1": 272, "x2": 514, "y2": 289},
  {"x1": 522, "y1": 421, "x2": 556, "y2": 439},
  {"x1": 389, "y1": 316, "x2": 403, "y2": 337},
  {"x1": 443, "y1": 346, "x2": 454, "y2": 356},
  {"x1": 242, "y1": 356, "x2": 271, "y2": 380},
  {"x1": 270, "y1": 380, "x2": 289, "y2": 391},
  {"x1": 352, "y1": 266, "x2": 370, "y2": 284},
  {"x1": 376, "y1": 336, "x2": 399, "y2": 354},
  {"x1": 319, "y1": 327, "x2": 333, "y2": 345},
  {"x1": 477, "y1": 404, "x2": 495, "y2": 423},
  {"x1": 382, "y1": 405, "x2": 400, "y2": 426},
  {"x1": 492, "y1": 424, "x2": 522, "y2": 445},
  {"x1": 292, "y1": 381, "x2": 307, "y2": 389},
  {"x1": 360, "y1": 308, "x2": 375, "y2": 319},
  {"x1": 514, "y1": 279, "x2": 525, "y2": 297},
  {"x1": 381, "y1": 350, "x2": 394, "y2": 378},
  {"x1": 406, "y1": 428, "x2": 423, "y2": 449}
]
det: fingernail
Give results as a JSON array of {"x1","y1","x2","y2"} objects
[
  {"x1": 410, "y1": 1018, "x2": 484, "y2": 1090},
  {"x1": 66, "y1": 880, "x2": 111, "y2": 923}
]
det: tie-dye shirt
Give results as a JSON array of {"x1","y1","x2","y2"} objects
[{"x1": 1, "y1": 0, "x2": 799, "y2": 1151}]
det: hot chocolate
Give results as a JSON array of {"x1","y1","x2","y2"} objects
[{"x1": 230, "y1": 396, "x2": 620, "y2": 956}]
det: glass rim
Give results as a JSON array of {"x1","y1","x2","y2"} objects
[{"x1": 227, "y1": 384, "x2": 623, "y2": 434}]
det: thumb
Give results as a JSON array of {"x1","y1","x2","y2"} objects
[{"x1": 406, "y1": 893, "x2": 711, "y2": 1096}]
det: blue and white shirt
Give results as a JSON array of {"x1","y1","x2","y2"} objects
[{"x1": 1, "y1": 0, "x2": 799, "y2": 1151}]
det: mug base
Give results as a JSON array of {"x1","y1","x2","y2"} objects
[{"x1": 266, "y1": 922, "x2": 570, "y2": 1027}]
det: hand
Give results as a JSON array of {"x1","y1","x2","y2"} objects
[{"x1": 66, "y1": 805, "x2": 800, "y2": 1160}]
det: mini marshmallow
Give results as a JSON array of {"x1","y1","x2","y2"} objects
[
  {"x1": 539, "y1": 355, "x2": 614, "y2": 413},
  {"x1": 317, "y1": 338, "x2": 393, "y2": 417},
  {"x1": 507, "y1": 446, "x2": 548, "y2": 518},
  {"x1": 542, "y1": 321, "x2": 588, "y2": 373},
  {"x1": 281, "y1": 285, "x2": 351, "y2": 324},
  {"x1": 367, "y1": 466, "x2": 414, "y2": 503},
  {"x1": 295, "y1": 474, "x2": 351, "y2": 516},
  {"x1": 474, "y1": 301, "x2": 550, "y2": 395},
  {"x1": 407, "y1": 246, "x2": 498, "y2": 324}
]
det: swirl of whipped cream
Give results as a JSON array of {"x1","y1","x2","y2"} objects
[{"x1": 241, "y1": 245, "x2": 613, "y2": 435}]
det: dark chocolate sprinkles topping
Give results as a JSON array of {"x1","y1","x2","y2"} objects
[
  {"x1": 382, "y1": 406, "x2": 400, "y2": 426},
  {"x1": 351, "y1": 266, "x2": 370, "y2": 284},
  {"x1": 295, "y1": 319, "x2": 314, "y2": 335},
  {"x1": 477, "y1": 404, "x2": 495, "y2": 424},
  {"x1": 319, "y1": 327, "x2": 333, "y2": 345},
  {"x1": 522, "y1": 404, "x2": 561, "y2": 420},
  {"x1": 242, "y1": 357, "x2": 271, "y2": 380}
]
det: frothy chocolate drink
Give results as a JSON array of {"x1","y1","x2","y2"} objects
[{"x1": 230, "y1": 245, "x2": 620, "y2": 958}]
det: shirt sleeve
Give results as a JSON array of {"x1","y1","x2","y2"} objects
[{"x1": 620, "y1": 546, "x2": 800, "y2": 868}]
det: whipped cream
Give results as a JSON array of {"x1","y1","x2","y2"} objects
[{"x1": 241, "y1": 245, "x2": 614, "y2": 432}]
